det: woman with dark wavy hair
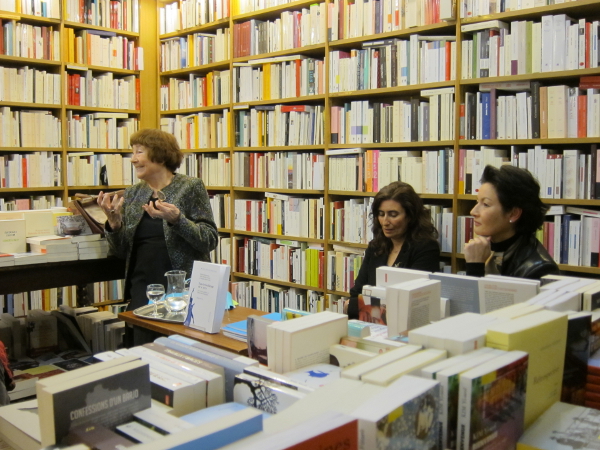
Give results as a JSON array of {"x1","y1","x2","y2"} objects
[
  {"x1": 464, "y1": 164, "x2": 558, "y2": 279},
  {"x1": 347, "y1": 181, "x2": 441, "y2": 320}
]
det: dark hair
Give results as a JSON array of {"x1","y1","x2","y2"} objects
[
  {"x1": 130, "y1": 129, "x2": 183, "y2": 172},
  {"x1": 370, "y1": 181, "x2": 438, "y2": 256},
  {"x1": 480, "y1": 165, "x2": 548, "y2": 235}
]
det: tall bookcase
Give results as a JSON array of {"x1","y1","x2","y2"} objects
[
  {"x1": 0, "y1": 0, "x2": 157, "y2": 209},
  {"x1": 156, "y1": 0, "x2": 600, "y2": 313}
]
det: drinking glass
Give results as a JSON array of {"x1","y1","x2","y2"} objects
[{"x1": 146, "y1": 284, "x2": 165, "y2": 318}]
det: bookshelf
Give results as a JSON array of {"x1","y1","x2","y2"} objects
[
  {"x1": 0, "y1": 0, "x2": 157, "y2": 210},
  {"x1": 155, "y1": 0, "x2": 600, "y2": 314}
]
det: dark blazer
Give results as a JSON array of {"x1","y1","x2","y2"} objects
[
  {"x1": 347, "y1": 238, "x2": 440, "y2": 319},
  {"x1": 466, "y1": 234, "x2": 559, "y2": 279},
  {"x1": 105, "y1": 173, "x2": 218, "y2": 283}
]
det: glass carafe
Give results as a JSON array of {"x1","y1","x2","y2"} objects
[{"x1": 164, "y1": 270, "x2": 190, "y2": 313}]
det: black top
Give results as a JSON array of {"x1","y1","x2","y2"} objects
[
  {"x1": 127, "y1": 201, "x2": 173, "y2": 310},
  {"x1": 347, "y1": 239, "x2": 441, "y2": 319},
  {"x1": 465, "y1": 233, "x2": 559, "y2": 280}
]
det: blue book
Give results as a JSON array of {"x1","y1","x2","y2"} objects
[
  {"x1": 143, "y1": 408, "x2": 262, "y2": 450},
  {"x1": 481, "y1": 92, "x2": 491, "y2": 140},
  {"x1": 560, "y1": 214, "x2": 572, "y2": 265},
  {"x1": 181, "y1": 402, "x2": 270, "y2": 426}
]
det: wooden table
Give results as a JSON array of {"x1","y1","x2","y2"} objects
[{"x1": 119, "y1": 307, "x2": 266, "y2": 354}]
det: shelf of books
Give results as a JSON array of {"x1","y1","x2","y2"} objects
[
  {"x1": 0, "y1": 0, "x2": 158, "y2": 313},
  {"x1": 155, "y1": 0, "x2": 600, "y2": 315}
]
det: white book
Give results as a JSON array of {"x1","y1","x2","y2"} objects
[
  {"x1": 361, "y1": 348, "x2": 447, "y2": 386},
  {"x1": 386, "y1": 279, "x2": 441, "y2": 336},
  {"x1": 341, "y1": 344, "x2": 422, "y2": 380}
]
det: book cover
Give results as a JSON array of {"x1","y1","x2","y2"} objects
[
  {"x1": 37, "y1": 360, "x2": 151, "y2": 446},
  {"x1": 517, "y1": 402, "x2": 600, "y2": 450},
  {"x1": 233, "y1": 373, "x2": 304, "y2": 414},
  {"x1": 486, "y1": 310, "x2": 568, "y2": 428},
  {"x1": 352, "y1": 375, "x2": 440, "y2": 450},
  {"x1": 457, "y1": 351, "x2": 528, "y2": 450}
]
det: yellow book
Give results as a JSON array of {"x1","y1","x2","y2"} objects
[
  {"x1": 187, "y1": 34, "x2": 194, "y2": 68},
  {"x1": 263, "y1": 63, "x2": 271, "y2": 100},
  {"x1": 206, "y1": 72, "x2": 213, "y2": 107},
  {"x1": 486, "y1": 310, "x2": 568, "y2": 428},
  {"x1": 193, "y1": 114, "x2": 199, "y2": 149}
]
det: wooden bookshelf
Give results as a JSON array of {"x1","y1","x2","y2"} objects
[{"x1": 155, "y1": 0, "x2": 600, "y2": 311}]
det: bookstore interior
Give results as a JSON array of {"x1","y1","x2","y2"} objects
[{"x1": 2, "y1": 0, "x2": 600, "y2": 448}]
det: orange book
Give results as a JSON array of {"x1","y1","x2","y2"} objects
[
  {"x1": 22, "y1": 156, "x2": 27, "y2": 187},
  {"x1": 539, "y1": 86, "x2": 548, "y2": 139},
  {"x1": 578, "y1": 94, "x2": 587, "y2": 138},
  {"x1": 365, "y1": 150, "x2": 373, "y2": 193},
  {"x1": 295, "y1": 59, "x2": 301, "y2": 97}
]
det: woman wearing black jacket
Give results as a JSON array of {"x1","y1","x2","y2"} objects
[{"x1": 347, "y1": 181, "x2": 440, "y2": 320}]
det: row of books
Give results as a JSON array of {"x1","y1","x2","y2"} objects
[
  {"x1": 230, "y1": 279, "x2": 326, "y2": 312},
  {"x1": 233, "y1": 5, "x2": 326, "y2": 58},
  {"x1": 234, "y1": 237, "x2": 325, "y2": 288},
  {"x1": 179, "y1": 152, "x2": 231, "y2": 187},
  {"x1": 159, "y1": 0, "x2": 229, "y2": 35},
  {"x1": 462, "y1": 83, "x2": 600, "y2": 141},
  {"x1": 232, "y1": 151, "x2": 325, "y2": 190},
  {"x1": 330, "y1": 89, "x2": 456, "y2": 144},
  {"x1": 329, "y1": 36, "x2": 456, "y2": 92},
  {"x1": 461, "y1": 16, "x2": 600, "y2": 79},
  {"x1": 327, "y1": 246, "x2": 365, "y2": 293},
  {"x1": 160, "y1": 28, "x2": 230, "y2": 71},
  {"x1": 64, "y1": 28, "x2": 143, "y2": 70},
  {"x1": 460, "y1": 0, "x2": 581, "y2": 18},
  {"x1": 0, "y1": 152, "x2": 60, "y2": 189},
  {"x1": 233, "y1": 55, "x2": 325, "y2": 103},
  {"x1": 66, "y1": 72, "x2": 139, "y2": 110},
  {"x1": 329, "y1": 0, "x2": 454, "y2": 41},
  {"x1": 0, "y1": 0, "x2": 60, "y2": 17},
  {"x1": 159, "y1": 110, "x2": 229, "y2": 149},
  {"x1": 511, "y1": 146, "x2": 599, "y2": 200},
  {"x1": 66, "y1": 152, "x2": 135, "y2": 186},
  {"x1": 160, "y1": 69, "x2": 231, "y2": 110},
  {"x1": 327, "y1": 147, "x2": 455, "y2": 194},
  {"x1": 65, "y1": 0, "x2": 140, "y2": 31},
  {"x1": 2, "y1": 287, "x2": 76, "y2": 316},
  {"x1": 232, "y1": 0, "x2": 296, "y2": 15},
  {"x1": 235, "y1": 105, "x2": 325, "y2": 147},
  {"x1": 0, "y1": 108, "x2": 61, "y2": 148},
  {"x1": 0, "y1": 66, "x2": 60, "y2": 104},
  {"x1": 66, "y1": 112, "x2": 138, "y2": 149},
  {"x1": 0, "y1": 195, "x2": 61, "y2": 211},
  {"x1": 329, "y1": 198, "x2": 374, "y2": 245},
  {"x1": 0, "y1": 20, "x2": 60, "y2": 60},
  {"x1": 233, "y1": 196, "x2": 325, "y2": 238},
  {"x1": 456, "y1": 208, "x2": 600, "y2": 269}
]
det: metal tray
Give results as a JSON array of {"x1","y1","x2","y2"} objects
[{"x1": 132, "y1": 303, "x2": 187, "y2": 324}]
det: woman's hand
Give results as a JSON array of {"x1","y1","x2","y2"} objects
[
  {"x1": 464, "y1": 236, "x2": 492, "y2": 263},
  {"x1": 98, "y1": 191, "x2": 124, "y2": 230},
  {"x1": 143, "y1": 201, "x2": 181, "y2": 224}
]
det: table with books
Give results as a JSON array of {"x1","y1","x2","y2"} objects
[{"x1": 118, "y1": 307, "x2": 267, "y2": 355}]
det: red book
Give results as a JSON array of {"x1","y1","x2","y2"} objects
[
  {"x1": 445, "y1": 40, "x2": 451, "y2": 80},
  {"x1": 578, "y1": 94, "x2": 587, "y2": 138},
  {"x1": 135, "y1": 77, "x2": 140, "y2": 109},
  {"x1": 73, "y1": 73, "x2": 81, "y2": 105},
  {"x1": 295, "y1": 59, "x2": 301, "y2": 97},
  {"x1": 586, "y1": 383, "x2": 600, "y2": 393},
  {"x1": 586, "y1": 22, "x2": 592, "y2": 69},
  {"x1": 584, "y1": 400, "x2": 600, "y2": 410},
  {"x1": 580, "y1": 76, "x2": 600, "y2": 89},
  {"x1": 280, "y1": 105, "x2": 313, "y2": 113},
  {"x1": 245, "y1": 200, "x2": 252, "y2": 231},
  {"x1": 21, "y1": 157, "x2": 27, "y2": 187}
]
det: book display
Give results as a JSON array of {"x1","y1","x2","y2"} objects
[{"x1": 150, "y1": 0, "x2": 600, "y2": 317}]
